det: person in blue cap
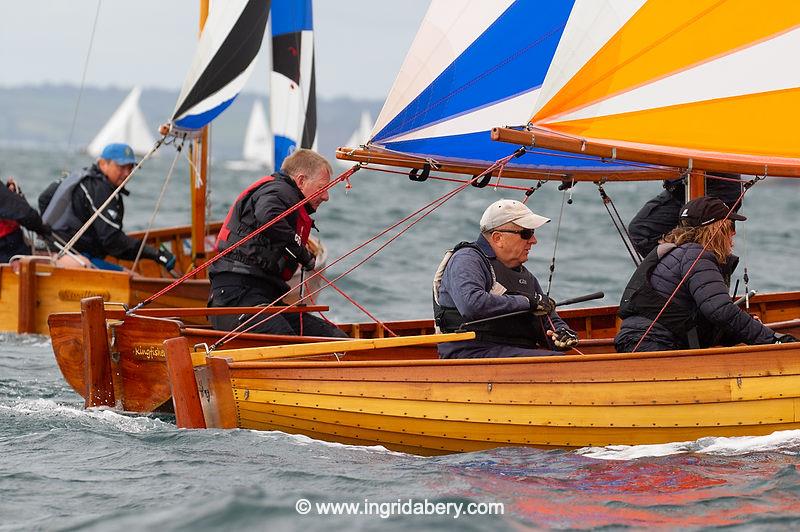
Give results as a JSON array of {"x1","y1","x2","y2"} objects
[{"x1": 38, "y1": 143, "x2": 175, "y2": 271}]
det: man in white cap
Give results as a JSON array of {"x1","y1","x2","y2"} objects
[{"x1": 433, "y1": 198, "x2": 579, "y2": 358}]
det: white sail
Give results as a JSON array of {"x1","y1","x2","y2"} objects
[
  {"x1": 344, "y1": 110, "x2": 373, "y2": 149},
  {"x1": 87, "y1": 87, "x2": 156, "y2": 156},
  {"x1": 242, "y1": 100, "x2": 273, "y2": 167}
]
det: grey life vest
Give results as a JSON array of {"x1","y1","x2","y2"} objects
[
  {"x1": 433, "y1": 242, "x2": 550, "y2": 349},
  {"x1": 41, "y1": 171, "x2": 84, "y2": 232}
]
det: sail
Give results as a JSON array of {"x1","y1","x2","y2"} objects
[
  {"x1": 87, "y1": 87, "x2": 155, "y2": 156},
  {"x1": 171, "y1": 0, "x2": 269, "y2": 133},
  {"x1": 527, "y1": 0, "x2": 800, "y2": 172},
  {"x1": 242, "y1": 100, "x2": 273, "y2": 167},
  {"x1": 345, "y1": 110, "x2": 374, "y2": 150},
  {"x1": 270, "y1": 0, "x2": 317, "y2": 170},
  {"x1": 365, "y1": 0, "x2": 654, "y2": 175}
]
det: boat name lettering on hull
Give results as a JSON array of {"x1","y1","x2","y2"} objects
[
  {"x1": 132, "y1": 344, "x2": 166, "y2": 360},
  {"x1": 58, "y1": 289, "x2": 111, "y2": 302}
]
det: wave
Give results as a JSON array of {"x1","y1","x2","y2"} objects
[{"x1": 577, "y1": 429, "x2": 800, "y2": 460}]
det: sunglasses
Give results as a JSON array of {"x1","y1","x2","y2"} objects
[{"x1": 494, "y1": 228, "x2": 535, "y2": 240}]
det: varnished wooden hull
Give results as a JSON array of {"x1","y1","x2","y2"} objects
[
  {"x1": 195, "y1": 342, "x2": 800, "y2": 455},
  {"x1": 49, "y1": 291, "x2": 800, "y2": 417}
]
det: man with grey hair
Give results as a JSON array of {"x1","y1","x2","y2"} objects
[
  {"x1": 433, "y1": 199, "x2": 579, "y2": 358},
  {"x1": 209, "y1": 148, "x2": 346, "y2": 337}
]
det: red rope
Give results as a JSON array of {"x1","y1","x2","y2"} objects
[
  {"x1": 630, "y1": 185, "x2": 750, "y2": 353},
  {"x1": 128, "y1": 165, "x2": 360, "y2": 312},
  {"x1": 316, "y1": 272, "x2": 397, "y2": 337},
  {"x1": 211, "y1": 152, "x2": 520, "y2": 349}
]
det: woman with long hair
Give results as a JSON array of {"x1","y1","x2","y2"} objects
[{"x1": 614, "y1": 196, "x2": 795, "y2": 352}]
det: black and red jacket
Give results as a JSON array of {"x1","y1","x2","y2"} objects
[{"x1": 210, "y1": 172, "x2": 314, "y2": 291}]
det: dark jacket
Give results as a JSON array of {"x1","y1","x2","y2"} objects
[
  {"x1": 209, "y1": 172, "x2": 315, "y2": 299},
  {"x1": 0, "y1": 182, "x2": 49, "y2": 236},
  {"x1": 40, "y1": 164, "x2": 157, "y2": 261},
  {"x1": 629, "y1": 177, "x2": 744, "y2": 257},
  {"x1": 435, "y1": 235, "x2": 570, "y2": 358},
  {"x1": 615, "y1": 242, "x2": 774, "y2": 351}
]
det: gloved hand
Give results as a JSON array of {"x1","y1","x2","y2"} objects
[
  {"x1": 549, "y1": 327, "x2": 579, "y2": 350},
  {"x1": 156, "y1": 249, "x2": 176, "y2": 271},
  {"x1": 526, "y1": 293, "x2": 556, "y2": 316},
  {"x1": 772, "y1": 333, "x2": 798, "y2": 344},
  {"x1": 302, "y1": 254, "x2": 316, "y2": 272}
]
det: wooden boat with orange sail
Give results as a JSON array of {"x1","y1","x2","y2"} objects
[{"x1": 152, "y1": 0, "x2": 800, "y2": 455}]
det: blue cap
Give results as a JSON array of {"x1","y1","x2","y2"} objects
[{"x1": 100, "y1": 143, "x2": 136, "y2": 165}]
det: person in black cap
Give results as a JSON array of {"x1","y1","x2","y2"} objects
[
  {"x1": 615, "y1": 196, "x2": 795, "y2": 352},
  {"x1": 38, "y1": 143, "x2": 175, "y2": 271},
  {"x1": 628, "y1": 173, "x2": 743, "y2": 258},
  {"x1": 0, "y1": 177, "x2": 52, "y2": 262}
]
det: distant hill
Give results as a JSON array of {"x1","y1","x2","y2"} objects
[{"x1": 0, "y1": 84, "x2": 383, "y2": 161}]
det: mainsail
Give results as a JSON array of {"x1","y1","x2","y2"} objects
[
  {"x1": 514, "y1": 0, "x2": 800, "y2": 176},
  {"x1": 357, "y1": 0, "x2": 663, "y2": 178},
  {"x1": 87, "y1": 87, "x2": 155, "y2": 156},
  {"x1": 170, "y1": 0, "x2": 269, "y2": 133},
  {"x1": 270, "y1": 0, "x2": 317, "y2": 170}
]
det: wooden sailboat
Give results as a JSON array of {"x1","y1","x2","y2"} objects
[
  {"x1": 1, "y1": 1, "x2": 269, "y2": 335},
  {"x1": 157, "y1": 0, "x2": 800, "y2": 455}
]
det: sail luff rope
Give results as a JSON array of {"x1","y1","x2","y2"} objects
[
  {"x1": 128, "y1": 164, "x2": 361, "y2": 313},
  {"x1": 630, "y1": 177, "x2": 761, "y2": 353},
  {"x1": 211, "y1": 152, "x2": 522, "y2": 348},
  {"x1": 56, "y1": 137, "x2": 165, "y2": 259},
  {"x1": 131, "y1": 142, "x2": 183, "y2": 272},
  {"x1": 66, "y1": 0, "x2": 102, "y2": 152}
]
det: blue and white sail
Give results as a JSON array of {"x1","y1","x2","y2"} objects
[
  {"x1": 170, "y1": 0, "x2": 269, "y2": 134},
  {"x1": 270, "y1": 0, "x2": 317, "y2": 170},
  {"x1": 367, "y1": 0, "x2": 654, "y2": 174}
]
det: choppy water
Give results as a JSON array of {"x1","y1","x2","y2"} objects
[{"x1": 2, "y1": 146, "x2": 800, "y2": 530}]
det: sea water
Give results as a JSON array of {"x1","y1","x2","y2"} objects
[{"x1": 1, "y1": 146, "x2": 799, "y2": 530}]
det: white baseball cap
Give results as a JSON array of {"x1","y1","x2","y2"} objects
[{"x1": 479, "y1": 199, "x2": 550, "y2": 232}]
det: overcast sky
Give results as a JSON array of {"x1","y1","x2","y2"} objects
[{"x1": 0, "y1": 0, "x2": 429, "y2": 100}]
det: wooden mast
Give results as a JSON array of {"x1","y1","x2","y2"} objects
[{"x1": 190, "y1": 0, "x2": 210, "y2": 274}]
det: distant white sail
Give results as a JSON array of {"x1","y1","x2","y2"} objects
[
  {"x1": 242, "y1": 100, "x2": 273, "y2": 167},
  {"x1": 87, "y1": 87, "x2": 156, "y2": 156},
  {"x1": 344, "y1": 110, "x2": 373, "y2": 149}
]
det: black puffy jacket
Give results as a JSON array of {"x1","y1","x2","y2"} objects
[{"x1": 615, "y1": 242, "x2": 774, "y2": 350}]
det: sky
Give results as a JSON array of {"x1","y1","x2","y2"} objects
[{"x1": 0, "y1": 0, "x2": 430, "y2": 100}]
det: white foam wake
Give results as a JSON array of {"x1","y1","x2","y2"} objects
[
  {"x1": 250, "y1": 429, "x2": 413, "y2": 457},
  {"x1": 577, "y1": 429, "x2": 800, "y2": 460},
  {"x1": 1, "y1": 398, "x2": 170, "y2": 433}
]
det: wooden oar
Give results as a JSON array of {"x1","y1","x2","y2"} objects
[{"x1": 204, "y1": 332, "x2": 476, "y2": 363}]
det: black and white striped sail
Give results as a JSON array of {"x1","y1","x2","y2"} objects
[
  {"x1": 170, "y1": 0, "x2": 269, "y2": 134},
  {"x1": 270, "y1": 0, "x2": 317, "y2": 169}
]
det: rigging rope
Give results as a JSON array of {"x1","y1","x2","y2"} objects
[
  {"x1": 66, "y1": 0, "x2": 102, "y2": 152},
  {"x1": 211, "y1": 151, "x2": 524, "y2": 349},
  {"x1": 129, "y1": 164, "x2": 361, "y2": 313},
  {"x1": 57, "y1": 137, "x2": 165, "y2": 259},
  {"x1": 597, "y1": 184, "x2": 642, "y2": 266},
  {"x1": 545, "y1": 178, "x2": 574, "y2": 297},
  {"x1": 630, "y1": 176, "x2": 763, "y2": 353},
  {"x1": 131, "y1": 142, "x2": 183, "y2": 272}
]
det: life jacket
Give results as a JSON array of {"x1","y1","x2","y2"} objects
[
  {"x1": 41, "y1": 171, "x2": 86, "y2": 233},
  {"x1": 618, "y1": 243, "x2": 700, "y2": 348},
  {"x1": 432, "y1": 242, "x2": 549, "y2": 349},
  {"x1": 0, "y1": 219, "x2": 20, "y2": 239},
  {"x1": 213, "y1": 172, "x2": 312, "y2": 281}
]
